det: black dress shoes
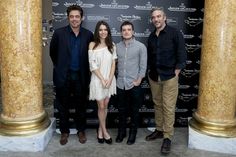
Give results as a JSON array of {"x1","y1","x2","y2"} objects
[
  {"x1": 127, "y1": 129, "x2": 137, "y2": 145},
  {"x1": 115, "y1": 132, "x2": 126, "y2": 143},
  {"x1": 161, "y1": 138, "x2": 171, "y2": 154},
  {"x1": 145, "y1": 129, "x2": 163, "y2": 141},
  {"x1": 127, "y1": 133, "x2": 136, "y2": 145}
]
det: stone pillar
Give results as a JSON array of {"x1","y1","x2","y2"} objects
[
  {"x1": 0, "y1": 0, "x2": 50, "y2": 136},
  {"x1": 188, "y1": 0, "x2": 236, "y2": 155}
]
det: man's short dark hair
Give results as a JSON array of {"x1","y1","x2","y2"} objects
[
  {"x1": 120, "y1": 21, "x2": 134, "y2": 31},
  {"x1": 66, "y1": 5, "x2": 83, "y2": 17}
]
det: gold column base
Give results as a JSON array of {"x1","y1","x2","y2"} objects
[
  {"x1": 189, "y1": 113, "x2": 236, "y2": 138},
  {"x1": 0, "y1": 111, "x2": 51, "y2": 136}
]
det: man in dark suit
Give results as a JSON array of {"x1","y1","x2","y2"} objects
[{"x1": 50, "y1": 5, "x2": 93, "y2": 145}]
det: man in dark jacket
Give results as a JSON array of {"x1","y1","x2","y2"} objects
[{"x1": 50, "y1": 5, "x2": 93, "y2": 145}]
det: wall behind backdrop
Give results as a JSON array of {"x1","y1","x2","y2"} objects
[{"x1": 51, "y1": 0, "x2": 204, "y2": 128}]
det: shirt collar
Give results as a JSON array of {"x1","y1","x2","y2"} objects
[
  {"x1": 67, "y1": 25, "x2": 82, "y2": 35},
  {"x1": 122, "y1": 37, "x2": 135, "y2": 46},
  {"x1": 153, "y1": 24, "x2": 168, "y2": 35},
  {"x1": 162, "y1": 24, "x2": 168, "y2": 33}
]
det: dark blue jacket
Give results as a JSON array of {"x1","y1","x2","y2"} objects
[{"x1": 50, "y1": 25, "x2": 93, "y2": 91}]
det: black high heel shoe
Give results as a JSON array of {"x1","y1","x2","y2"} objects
[
  {"x1": 96, "y1": 128, "x2": 104, "y2": 144},
  {"x1": 97, "y1": 137, "x2": 104, "y2": 144},
  {"x1": 104, "y1": 137, "x2": 112, "y2": 144}
]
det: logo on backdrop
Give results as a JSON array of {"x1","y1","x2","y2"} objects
[
  {"x1": 134, "y1": 29, "x2": 151, "y2": 38},
  {"x1": 99, "y1": 0, "x2": 129, "y2": 9},
  {"x1": 181, "y1": 69, "x2": 200, "y2": 78},
  {"x1": 166, "y1": 17, "x2": 178, "y2": 26},
  {"x1": 186, "y1": 60, "x2": 193, "y2": 65},
  {"x1": 86, "y1": 15, "x2": 110, "y2": 22},
  {"x1": 111, "y1": 28, "x2": 121, "y2": 36},
  {"x1": 117, "y1": 14, "x2": 141, "y2": 22},
  {"x1": 133, "y1": 2, "x2": 159, "y2": 10},
  {"x1": 108, "y1": 105, "x2": 118, "y2": 113},
  {"x1": 194, "y1": 85, "x2": 199, "y2": 89},
  {"x1": 64, "y1": 0, "x2": 95, "y2": 8},
  {"x1": 185, "y1": 43, "x2": 201, "y2": 53},
  {"x1": 175, "y1": 107, "x2": 188, "y2": 113},
  {"x1": 148, "y1": 17, "x2": 178, "y2": 26},
  {"x1": 179, "y1": 84, "x2": 191, "y2": 89},
  {"x1": 139, "y1": 105, "x2": 154, "y2": 112},
  {"x1": 141, "y1": 80, "x2": 150, "y2": 88},
  {"x1": 178, "y1": 93, "x2": 198, "y2": 102},
  {"x1": 180, "y1": 30, "x2": 195, "y2": 39},
  {"x1": 110, "y1": 28, "x2": 150, "y2": 38},
  {"x1": 52, "y1": 12, "x2": 67, "y2": 22},
  {"x1": 144, "y1": 93, "x2": 152, "y2": 101},
  {"x1": 196, "y1": 60, "x2": 200, "y2": 65},
  {"x1": 168, "y1": 3, "x2": 197, "y2": 12},
  {"x1": 185, "y1": 17, "x2": 203, "y2": 27},
  {"x1": 52, "y1": 2, "x2": 59, "y2": 7}
]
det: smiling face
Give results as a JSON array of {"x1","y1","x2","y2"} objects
[
  {"x1": 121, "y1": 24, "x2": 134, "y2": 40},
  {"x1": 151, "y1": 10, "x2": 166, "y2": 30},
  {"x1": 68, "y1": 10, "x2": 82, "y2": 30},
  {"x1": 98, "y1": 24, "x2": 108, "y2": 40}
]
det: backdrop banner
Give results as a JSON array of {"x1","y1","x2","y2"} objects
[{"x1": 51, "y1": 0, "x2": 204, "y2": 128}]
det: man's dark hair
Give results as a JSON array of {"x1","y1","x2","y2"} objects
[
  {"x1": 66, "y1": 5, "x2": 83, "y2": 17},
  {"x1": 120, "y1": 21, "x2": 134, "y2": 31}
]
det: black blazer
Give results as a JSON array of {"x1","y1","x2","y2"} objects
[{"x1": 50, "y1": 25, "x2": 93, "y2": 92}]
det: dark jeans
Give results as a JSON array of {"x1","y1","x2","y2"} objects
[
  {"x1": 55, "y1": 70, "x2": 86, "y2": 134},
  {"x1": 117, "y1": 86, "x2": 142, "y2": 131}
]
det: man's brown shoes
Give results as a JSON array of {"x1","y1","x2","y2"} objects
[
  {"x1": 60, "y1": 133, "x2": 69, "y2": 145},
  {"x1": 77, "y1": 131, "x2": 87, "y2": 144}
]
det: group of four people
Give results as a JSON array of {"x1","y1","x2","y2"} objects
[{"x1": 50, "y1": 5, "x2": 186, "y2": 154}]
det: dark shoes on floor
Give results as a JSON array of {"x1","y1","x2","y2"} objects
[
  {"x1": 77, "y1": 131, "x2": 87, "y2": 144},
  {"x1": 97, "y1": 137, "x2": 104, "y2": 144},
  {"x1": 98, "y1": 137, "x2": 112, "y2": 144},
  {"x1": 116, "y1": 129, "x2": 137, "y2": 145},
  {"x1": 60, "y1": 133, "x2": 69, "y2": 145},
  {"x1": 115, "y1": 132, "x2": 126, "y2": 143},
  {"x1": 145, "y1": 129, "x2": 164, "y2": 141},
  {"x1": 126, "y1": 132, "x2": 136, "y2": 145},
  {"x1": 161, "y1": 138, "x2": 171, "y2": 154},
  {"x1": 104, "y1": 137, "x2": 112, "y2": 144},
  {"x1": 60, "y1": 131, "x2": 87, "y2": 145},
  {"x1": 126, "y1": 129, "x2": 137, "y2": 145}
]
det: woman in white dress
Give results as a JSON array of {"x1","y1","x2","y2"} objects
[{"x1": 88, "y1": 21, "x2": 117, "y2": 144}]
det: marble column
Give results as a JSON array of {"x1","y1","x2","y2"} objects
[
  {"x1": 188, "y1": 0, "x2": 236, "y2": 155},
  {"x1": 0, "y1": 0, "x2": 50, "y2": 136}
]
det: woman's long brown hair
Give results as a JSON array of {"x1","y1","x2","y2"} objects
[{"x1": 93, "y1": 20, "x2": 114, "y2": 53}]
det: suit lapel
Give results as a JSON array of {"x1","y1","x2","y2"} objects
[{"x1": 65, "y1": 26, "x2": 71, "y2": 55}]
